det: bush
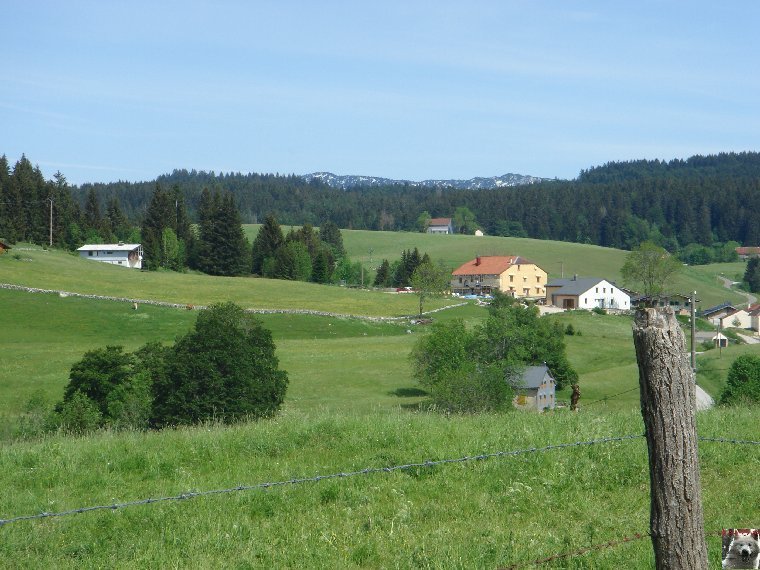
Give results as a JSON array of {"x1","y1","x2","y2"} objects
[
  {"x1": 719, "y1": 355, "x2": 760, "y2": 406},
  {"x1": 427, "y1": 362, "x2": 512, "y2": 413},
  {"x1": 50, "y1": 391, "x2": 103, "y2": 434},
  {"x1": 151, "y1": 302, "x2": 288, "y2": 427}
]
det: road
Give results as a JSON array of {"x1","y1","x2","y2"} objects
[
  {"x1": 695, "y1": 385, "x2": 714, "y2": 411},
  {"x1": 717, "y1": 275, "x2": 757, "y2": 306}
]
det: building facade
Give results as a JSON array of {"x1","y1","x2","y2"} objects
[
  {"x1": 545, "y1": 276, "x2": 631, "y2": 310},
  {"x1": 451, "y1": 255, "x2": 547, "y2": 299},
  {"x1": 77, "y1": 243, "x2": 143, "y2": 268}
]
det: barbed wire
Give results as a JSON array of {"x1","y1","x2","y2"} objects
[
  {"x1": 0, "y1": 434, "x2": 644, "y2": 528},
  {"x1": 584, "y1": 386, "x2": 639, "y2": 406},
  {"x1": 502, "y1": 529, "x2": 730, "y2": 569},
  {"x1": 697, "y1": 436, "x2": 760, "y2": 446},
  {"x1": 501, "y1": 531, "x2": 650, "y2": 569}
]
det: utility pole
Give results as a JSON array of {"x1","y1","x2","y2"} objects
[
  {"x1": 690, "y1": 291, "x2": 697, "y2": 376},
  {"x1": 48, "y1": 197, "x2": 54, "y2": 247}
]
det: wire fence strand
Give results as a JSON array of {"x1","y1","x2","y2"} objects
[{"x1": 0, "y1": 434, "x2": 644, "y2": 528}]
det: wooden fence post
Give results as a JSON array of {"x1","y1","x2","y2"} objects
[{"x1": 632, "y1": 307, "x2": 707, "y2": 569}]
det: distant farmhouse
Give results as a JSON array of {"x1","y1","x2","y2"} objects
[
  {"x1": 427, "y1": 217, "x2": 454, "y2": 234},
  {"x1": 513, "y1": 364, "x2": 556, "y2": 412},
  {"x1": 736, "y1": 246, "x2": 760, "y2": 260},
  {"x1": 0, "y1": 240, "x2": 11, "y2": 255},
  {"x1": 451, "y1": 255, "x2": 547, "y2": 299},
  {"x1": 719, "y1": 303, "x2": 760, "y2": 332},
  {"x1": 545, "y1": 276, "x2": 631, "y2": 311},
  {"x1": 77, "y1": 243, "x2": 143, "y2": 269},
  {"x1": 630, "y1": 293, "x2": 696, "y2": 314},
  {"x1": 701, "y1": 302, "x2": 737, "y2": 326}
]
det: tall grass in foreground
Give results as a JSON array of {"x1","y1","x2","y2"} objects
[{"x1": 1, "y1": 407, "x2": 757, "y2": 568}]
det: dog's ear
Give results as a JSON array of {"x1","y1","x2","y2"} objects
[
  {"x1": 752, "y1": 529, "x2": 759, "y2": 540},
  {"x1": 723, "y1": 529, "x2": 734, "y2": 557}
]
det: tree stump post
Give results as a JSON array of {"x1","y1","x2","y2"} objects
[{"x1": 632, "y1": 307, "x2": 707, "y2": 569}]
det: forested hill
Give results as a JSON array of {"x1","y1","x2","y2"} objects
[{"x1": 3, "y1": 151, "x2": 759, "y2": 251}]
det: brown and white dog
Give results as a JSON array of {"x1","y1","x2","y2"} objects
[{"x1": 723, "y1": 529, "x2": 760, "y2": 569}]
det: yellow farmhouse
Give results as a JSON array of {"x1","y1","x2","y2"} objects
[{"x1": 451, "y1": 255, "x2": 547, "y2": 299}]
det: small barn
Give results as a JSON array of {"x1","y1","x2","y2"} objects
[
  {"x1": 427, "y1": 218, "x2": 454, "y2": 234},
  {"x1": 77, "y1": 243, "x2": 143, "y2": 268},
  {"x1": 0, "y1": 240, "x2": 11, "y2": 255},
  {"x1": 712, "y1": 332, "x2": 728, "y2": 348},
  {"x1": 513, "y1": 364, "x2": 556, "y2": 412}
]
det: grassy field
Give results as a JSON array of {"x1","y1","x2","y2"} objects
[
  {"x1": 244, "y1": 225, "x2": 748, "y2": 308},
  {"x1": 1, "y1": 239, "x2": 759, "y2": 567},
  {"x1": 1, "y1": 407, "x2": 757, "y2": 568},
  {"x1": 0, "y1": 248, "x2": 454, "y2": 317}
]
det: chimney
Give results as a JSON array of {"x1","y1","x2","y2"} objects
[{"x1": 475, "y1": 256, "x2": 481, "y2": 266}]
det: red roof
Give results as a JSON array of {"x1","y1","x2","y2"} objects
[
  {"x1": 428, "y1": 217, "x2": 452, "y2": 226},
  {"x1": 736, "y1": 246, "x2": 760, "y2": 255},
  {"x1": 452, "y1": 255, "x2": 535, "y2": 275}
]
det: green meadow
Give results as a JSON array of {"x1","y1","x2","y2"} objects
[
  {"x1": 1, "y1": 236, "x2": 759, "y2": 567},
  {"x1": 245, "y1": 225, "x2": 748, "y2": 308}
]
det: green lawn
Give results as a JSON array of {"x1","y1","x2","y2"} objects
[{"x1": 1, "y1": 406, "x2": 757, "y2": 568}]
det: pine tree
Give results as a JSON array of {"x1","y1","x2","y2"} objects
[
  {"x1": 374, "y1": 259, "x2": 391, "y2": 287},
  {"x1": 199, "y1": 193, "x2": 249, "y2": 276},
  {"x1": 142, "y1": 185, "x2": 173, "y2": 270},
  {"x1": 251, "y1": 214, "x2": 284, "y2": 275},
  {"x1": 745, "y1": 257, "x2": 760, "y2": 293},
  {"x1": 84, "y1": 188, "x2": 103, "y2": 237},
  {"x1": 318, "y1": 220, "x2": 345, "y2": 257}
]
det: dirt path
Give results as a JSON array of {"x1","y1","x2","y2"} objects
[
  {"x1": 717, "y1": 275, "x2": 757, "y2": 306},
  {"x1": 695, "y1": 385, "x2": 714, "y2": 410}
]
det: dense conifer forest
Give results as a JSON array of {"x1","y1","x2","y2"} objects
[{"x1": 2, "y1": 152, "x2": 759, "y2": 256}]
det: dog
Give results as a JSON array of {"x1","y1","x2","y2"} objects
[{"x1": 722, "y1": 529, "x2": 760, "y2": 569}]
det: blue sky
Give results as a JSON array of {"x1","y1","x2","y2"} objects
[{"x1": 2, "y1": 1, "x2": 759, "y2": 185}]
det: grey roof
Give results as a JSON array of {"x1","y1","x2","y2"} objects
[
  {"x1": 545, "y1": 277, "x2": 607, "y2": 297},
  {"x1": 519, "y1": 365, "x2": 554, "y2": 388}
]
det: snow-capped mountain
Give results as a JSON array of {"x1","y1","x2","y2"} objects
[{"x1": 302, "y1": 172, "x2": 551, "y2": 190}]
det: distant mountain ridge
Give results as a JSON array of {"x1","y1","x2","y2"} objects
[{"x1": 302, "y1": 171, "x2": 551, "y2": 190}]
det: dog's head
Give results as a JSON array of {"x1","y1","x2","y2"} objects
[{"x1": 723, "y1": 529, "x2": 760, "y2": 568}]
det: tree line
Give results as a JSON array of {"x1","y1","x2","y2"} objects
[{"x1": 4, "y1": 152, "x2": 760, "y2": 260}]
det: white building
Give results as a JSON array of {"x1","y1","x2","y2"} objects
[
  {"x1": 77, "y1": 243, "x2": 143, "y2": 269},
  {"x1": 545, "y1": 276, "x2": 631, "y2": 311}
]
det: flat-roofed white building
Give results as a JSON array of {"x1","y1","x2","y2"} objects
[{"x1": 77, "y1": 243, "x2": 143, "y2": 268}]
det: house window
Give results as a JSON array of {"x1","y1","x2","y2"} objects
[
  {"x1": 88, "y1": 251, "x2": 93, "y2": 256},
  {"x1": 603, "y1": 287, "x2": 606, "y2": 293},
  {"x1": 595, "y1": 287, "x2": 599, "y2": 293},
  {"x1": 523, "y1": 288, "x2": 529, "y2": 295},
  {"x1": 509, "y1": 275, "x2": 514, "y2": 282},
  {"x1": 106, "y1": 251, "x2": 113, "y2": 255},
  {"x1": 536, "y1": 276, "x2": 541, "y2": 283},
  {"x1": 458, "y1": 277, "x2": 462, "y2": 283}
]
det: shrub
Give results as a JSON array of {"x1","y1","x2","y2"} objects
[
  {"x1": 50, "y1": 391, "x2": 102, "y2": 434},
  {"x1": 151, "y1": 302, "x2": 288, "y2": 427},
  {"x1": 427, "y1": 362, "x2": 512, "y2": 413},
  {"x1": 719, "y1": 355, "x2": 760, "y2": 406}
]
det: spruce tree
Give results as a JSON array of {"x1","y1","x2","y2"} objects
[
  {"x1": 251, "y1": 214, "x2": 284, "y2": 275},
  {"x1": 745, "y1": 257, "x2": 760, "y2": 293},
  {"x1": 318, "y1": 220, "x2": 345, "y2": 257},
  {"x1": 142, "y1": 185, "x2": 173, "y2": 270},
  {"x1": 374, "y1": 259, "x2": 391, "y2": 287}
]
